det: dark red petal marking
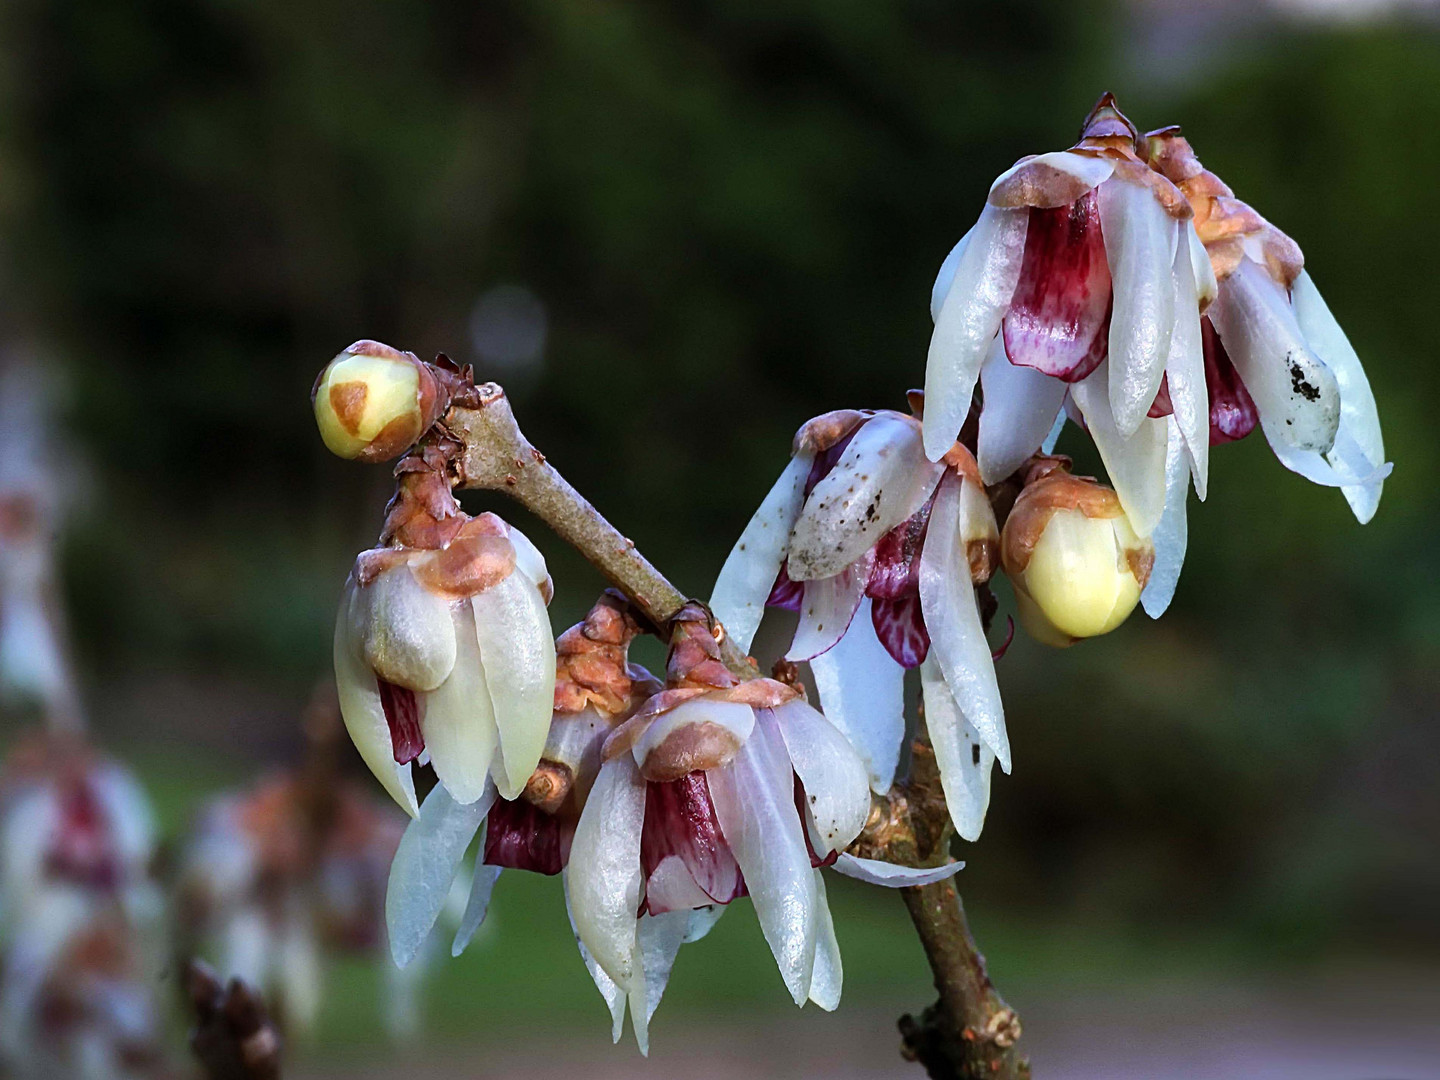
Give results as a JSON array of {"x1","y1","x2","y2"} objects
[
  {"x1": 767, "y1": 561, "x2": 804, "y2": 612},
  {"x1": 378, "y1": 679, "x2": 425, "y2": 765},
  {"x1": 640, "y1": 772, "x2": 745, "y2": 914},
  {"x1": 795, "y1": 777, "x2": 840, "y2": 869},
  {"x1": 48, "y1": 778, "x2": 119, "y2": 890},
  {"x1": 871, "y1": 595, "x2": 930, "y2": 668},
  {"x1": 1003, "y1": 191, "x2": 1113, "y2": 380},
  {"x1": 990, "y1": 615, "x2": 1016, "y2": 662},
  {"x1": 1203, "y1": 316, "x2": 1259, "y2": 444},
  {"x1": 483, "y1": 796, "x2": 573, "y2": 876},
  {"x1": 866, "y1": 500, "x2": 932, "y2": 601},
  {"x1": 1147, "y1": 373, "x2": 1174, "y2": 419}
]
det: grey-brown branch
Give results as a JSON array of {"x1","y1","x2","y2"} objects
[{"x1": 441, "y1": 385, "x2": 1030, "y2": 1079}]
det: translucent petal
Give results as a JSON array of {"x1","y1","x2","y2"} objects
[
  {"x1": 917, "y1": 474, "x2": 1010, "y2": 771},
  {"x1": 356, "y1": 565, "x2": 457, "y2": 692},
  {"x1": 472, "y1": 573, "x2": 557, "y2": 800},
  {"x1": 977, "y1": 334, "x2": 1068, "y2": 485},
  {"x1": 1099, "y1": 178, "x2": 1177, "y2": 437},
  {"x1": 422, "y1": 603, "x2": 500, "y2": 806},
  {"x1": 930, "y1": 229, "x2": 972, "y2": 323},
  {"x1": 1141, "y1": 421, "x2": 1191, "y2": 620},
  {"x1": 789, "y1": 415, "x2": 941, "y2": 581},
  {"x1": 1291, "y1": 270, "x2": 1388, "y2": 523},
  {"x1": 807, "y1": 870, "x2": 842, "y2": 1012},
  {"x1": 90, "y1": 763, "x2": 156, "y2": 871},
  {"x1": 710, "y1": 451, "x2": 814, "y2": 652},
  {"x1": 1041, "y1": 409, "x2": 1067, "y2": 454},
  {"x1": 507, "y1": 525, "x2": 551, "y2": 590},
  {"x1": 831, "y1": 853, "x2": 965, "y2": 887},
  {"x1": 924, "y1": 204, "x2": 1029, "y2": 460},
  {"x1": 684, "y1": 905, "x2": 725, "y2": 943},
  {"x1": 1164, "y1": 229, "x2": 1210, "y2": 500},
  {"x1": 986, "y1": 150, "x2": 1116, "y2": 208},
  {"x1": 809, "y1": 597, "x2": 906, "y2": 793},
  {"x1": 919, "y1": 654, "x2": 995, "y2": 842},
  {"x1": 770, "y1": 700, "x2": 870, "y2": 854},
  {"x1": 1071, "y1": 362, "x2": 1168, "y2": 538},
  {"x1": 451, "y1": 834, "x2": 503, "y2": 957},
  {"x1": 334, "y1": 584, "x2": 418, "y2": 816},
  {"x1": 708, "y1": 711, "x2": 817, "y2": 1005},
  {"x1": 567, "y1": 756, "x2": 647, "y2": 991},
  {"x1": 1208, "y1": 258, "x2": 1340, "y2": 453},
  {"x1": 784, "y1": 558, "x2": 870, "y2": 663},
  {"x1": 636, "y1": 910, "x2": 689, "y2": 1038},
  {"x1": 1188, "y1": 222, "x2": 1218, "y2": 309},
  {"x1": 564, "y1": 876, "x2": 628, "y2": 1044},
  {"x1": 386, "y1": 780, "x2": 494, "y2": 969}
]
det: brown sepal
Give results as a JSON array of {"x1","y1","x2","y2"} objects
[
  {"x1": 554, "y1": 592, "x2": 646, "y2": 717},
  {"x1": 1000, "y1": 470, "x2": 1125, "y2": 577},
  {"x1": 1073, "y1": 92, "x2": 1141, "y2": 158}
]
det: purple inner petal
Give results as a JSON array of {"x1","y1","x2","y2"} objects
[
  {"x1": 866, "y1": 500, "x2": 933, "y2": 601},
  {"x1": 482, "y1": 796, "x2": 572, "y2": 876},
  {"x1": 1203, "y1": 316, "x2": 1259, "y2": 444},
  {"x1": 794, "y1": 777, "x2": 840, "y2": 870},
  {"x1": 871, "y1": 595, "x2": 931, "y2": 668},
  {"x1": 1003, "y1": 192, "x2": 1113, "y2": 381},
  {"x1": 1147, "y1": 372, "x2": 1174, "y2": 419},
  {"x1": 803, "y1": 426, "x2": 862, "y2": 498},
  {"x1": 640, "y1": 772, "x2": 745, "y2": 914},
  {"x1": 378, "y1": 679, "x2": 425, "y2": 765},
  {"x1": 767, "y1": 561, "x2": 805, "y2": 611},
  {"x1": 48, "y1": 779, "x2": 119, "y2": 891}
]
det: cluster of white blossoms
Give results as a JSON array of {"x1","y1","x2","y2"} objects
[{"x1": 314, "y1": 94, "x2": 1387, "y2": 1052}]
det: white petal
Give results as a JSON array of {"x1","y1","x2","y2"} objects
[
  {"x1": 451, "y1": 837, "x2": 503, "y2": 957},
  {"x1": 1141, "y1": 421, "x2": 1191, "y2": 620},
  {"x1": 386, "y1": 780, "x2": 494, "y2": 969},
  {"x1": 636, "y1": 910, "x2": 689, "y2": 1031},
  {"x1": 221, "y1": 905, "x2": 271, "y2": 989},
  {"x1": 1291, "y1": 270, "x2": 1388, "y2": 523},
  {"x1": 1265, "y1": 437, "x2": 1391, "y2": 490},
  {"x1": 1041, "y1": 409, "x2": 1067, "y2": 454},
  {"x1": 1070, "y1": 362, "x2": 1168, "y2": 538},
  {"x1": 684, "y1": 905, "x2": 726, "y2": 943},
  {"x1": 472, "y1": 573, "x2": 557, "y2": 800},
  {"x1": 632, "y1": 697, "x2": 755, "y2": 774},
  {"x1": 1208, "y1": 258, "x2": 1340, "y2": 453},
  {"x1": 930, "y1": 229, "x2": 972, "y2": 323},
  {"x1": 707, "y1": 711, "x2": 817, "y2": 1005},
  {"x1": 784, "y1": 559, "x2": 870, "y2": 663},
  {"x1": 1187, "y1": 222, "x2": 1218, "y2": 309},
  {"x1": 277, "y1": 913, "x2": 322, "y2": 1032},
  {"x1": 809, "y1": 597, "x2": 905, "y2": 793},
  {"x1": 919, "y1": 655, "x2": 995, "y2": 842},
  {"x1": 807, "y1": 871, "x2": 842, "y2": 1012},
  {"x1": 917, "y1": 473, "x2": 1010, "y2": 771},
  {"x1": 567, "y1": 755, "x2": 647, "y2": 991},
  {"x1": 771, "y1": 699, "x2": 871, "y2": 855},
  {"x1": 90, "y1": 764, "x2": 156, "y2": 871},
  {"x1": 564, "y1": 877, "x2": 628, "y2": 1044},
  {"x1": 1099, "y1": 178, "x2": 1177, "y2": 437},
  {"x1": 334, "y1": 584, "x2": 418, "y2": 816},
  {"x1": 422, "y1": 603, "x2": 500, "y2": 805},
  {"x1": 1164, "y1": 228, "x2": 1210, "y2": 500},
  {"x1": 355, "y1": 564, "x2": 458, "y2": 692},
  {"x1": 977, "y1": 333, "x2": 1068, "y2": 485},
  {"x1": 986, "y1": 150, "x2": 1116, "y2": 207},
  {"x1": 832, "y1": 853, "x2": 965, "y2": 887},
  {"x1": 710, "y1": 451, "x2": 814, "y2": 652},
  {"x1": 789, "y1": 415, "x2": 942, "y2": 581},
  {"x1": 507, "y1": 525, "x2": 551, "y2": 590},
  {"x1": 923, "y1": 204, "x2": 1029, "y2": 461}
]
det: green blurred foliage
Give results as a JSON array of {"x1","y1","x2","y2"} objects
[{"x1": 0, "y1": 0, "x2": 1435, "y2": 1009}]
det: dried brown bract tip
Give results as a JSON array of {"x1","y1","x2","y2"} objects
[
  {"x1": 1075, "y1": 92, "x2": 1141, "y2": 157},
  {"x1": 793, "y1": 409, "x2": 871, "y2": 456},
  {"x1": 186, "y1": 960, "x2": 282, "y2": 1080},
  {"x1": 521, "y1": 760, "x2": 574, "y2": 814},
  {"x1": 554, "y1": 591, "x2": 647, "y2": 717}
]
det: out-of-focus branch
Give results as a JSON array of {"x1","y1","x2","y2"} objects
[
  {"x1": 185, "y1": 961, "x2": 282, "y2": 1080},
  {"x1": 434, "y1": 382, "x2": 1028, "y2": 1079}
]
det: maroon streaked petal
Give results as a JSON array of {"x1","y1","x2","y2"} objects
[
  {"x1": 378, "y1": 679, "x2": 425, "y2": 765},
  {"x1": 866, "y1": 501, "x2": 933, "y2": 601},
  {"x1": 1002, "y1": 192, "x2": 1113, "y2": 380},
  {"x1": 482, "y1": 796, "x2": 572, "y2": 876},
  {"x1": 640, "y1": 772, "x2": 745, "y2": 911},
  {"x1": 802, "y1": 426, "x2": 862, "y2": 498},
  {"x1": 1147, "y1": 373, "x2": 1174, "y2": 419},
  {"x1": 990, "y1": 615, "x2": 1015, "y2": 662},
  {"x1": 871, "y1": 595, "x2": 930, "y2": 668},
  {"x1": 766, "y1": 561, "x2": 804, "y2": 612},
  {"x1": 48, "y1": 779, "x2": 119, "y2": 890},
  {"x1": 1203, "y1": 316, "x2": 1259, "y2": 445}
]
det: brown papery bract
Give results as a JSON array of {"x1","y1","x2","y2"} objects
[{"x1": 1000, "y1": 469, "x2": 1126, "y2": 577}]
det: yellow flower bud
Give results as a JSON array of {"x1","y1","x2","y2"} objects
[
  {"x1": 1001, "y1": 469, "x2": 1153, "y2": 647},
  {"x1": 312, "y1": 341, "x2": 439, "y2": 462}
]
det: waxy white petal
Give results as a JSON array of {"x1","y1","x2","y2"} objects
[
  {"x1": 771, "y1": 699, "x2": 871, "y2": 855},
  {"x1": 1100, "y1": 178, "x2": 1177, "y2": 437},
  {"x1": 422, "y1": 603, "x2": 500, "y2": 806},
  {"x1": 808, "y1": 871, "x2": 842, "y2": 1012},
  {"x1": 90, "y1": 763, "x2": 156, "y2": 871},
  {"x1": 1187, "y1": 222, "x2": 1218, "y2": 309},
  {"x1": 507, "y1": 525, "x2": 551, "y2": 590},
  {"x1": 685, "y1": 905, "x2": 726, "y2": 943},
  {"x1": 1291, "y1": 270, "x2": 1388, "y2": 523},
  {"x1": 1042, "y1": 409, "x2": 1067, "y2": 454},
  {"x1": 918, "y1": 474, "x2": 1010, "y2": 771},
  {"x1": 472, "y1": 573, "x2": 557, "y2": 800},
  {"x1": 708, "y1": 711, "x2": 817, "y2": 1005},
  {"x1": 924, "y1": 205, "x2": 1029, "y2": 461},
  {"x1": 1164, "y1": 228, "x2": 1210, "y2": 499},
  {"x1": 784, "y1": 558, "x2": 870, "y2": 663},
  {"x1": 1141, "y1": 421, "x2": 1191, "y2": 620},
  {"x1": 355, "y1": 565, "x2": 457, "y2": 692},
  {"x1": 568, "y1": 756, "x2": 647, "y2": 992},
  {"x1": 334, "y1": 585, "x2": 418, "y2": 816},
  {"x1": 1071, "y1": 362, "x2": 1168, "y2": 538},
  {"x1": 977, "y1": 333, "x2": 1068, "y2": 485},
  {"x1": 809, "y1": 597, "x2": 905, "y2": 793},
  {"x1": 564, "y1": 878, "x2": 628, "y2": 1044},
  {"x1": 632, "y1": 697, "x2": 755, "y2": 774},
  {"x1": 919, "y1": 655, "x2": 995, "y2": 842},
  {"x1": 711, "y1": 451, "x2": 814, "y2": 652},
  {"x1": 832, "y1": 853, "x2": 966, "y2": 887},
  {"x1": 789, "y1": 415, "x2": 942, "y2": 581},
  {"x1": 1208, "y1": 258, "x2": 1340, "y2": 453},
  {"x1": 987, "y1": 150, "x2": 1116, "y2": 207},
  {"x1": 451, "y1": 838, "x2": 503, "y2": 957},
  {"x1": 633, "y1": 910, "x2": 689, "y2": 1054},
  {"x1": 387, "y1": 780, "x2": 495, "y2": 969},
  {"x1": 930, "y1": 230, "x2": 972, "y2": 323}
]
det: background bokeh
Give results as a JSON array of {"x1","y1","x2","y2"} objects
[{"x1": 0, "y1": 0, "x2": 1436, "y2": 1075}]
